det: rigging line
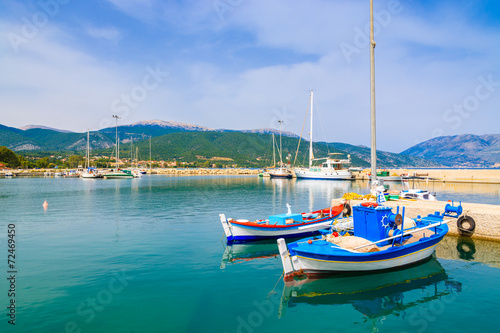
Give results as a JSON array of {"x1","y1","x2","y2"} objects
[
  {"x1": 315, "y1": 104, "x2": 332, "y2": 154},
  {"x1": 293, "y1": 93, "x2": 312, "y2": 166}
]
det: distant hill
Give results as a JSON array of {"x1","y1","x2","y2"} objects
[
  {"x1": 0, "y1": 119, "x2": 443, "y2": 167},
  {"x1": 401, "y1": 134, "x2": 500, "y2": 167},
  {"x1": 18, "y1": 125, "x2": 74, "y2": 133},
  {"x1": 125, "y1": 132, "x2": 436, "y2": 168}
]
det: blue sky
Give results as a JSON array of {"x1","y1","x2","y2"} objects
[{"x1": 1, "y1": 0, "x2": 499, "y2": 152}]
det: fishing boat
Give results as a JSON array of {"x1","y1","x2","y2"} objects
[
  {"x1": 400, "y1": 175, "x2": 437, "y2": 201},
  {"x1": 278, "y1": 201, "x2": 462, "y2": 278},
  {"x1": 276, "y1": 0, "x2": 462, "y2": 279},
  {"x1": 220, "y1": 203, "x2": 348, "y2": 243},
  {"x1": 293, "y1": 90, "x2": 353, "y2": 180},
  {"x1": 368, "y1": 170, "x2": 401, "y2": 182},
  {"x1": 105, "y1": 115, "x2": 134, "y2": 179},
  {"x1": 268, "y1": 165, "x2": 293, "y2": 179}
]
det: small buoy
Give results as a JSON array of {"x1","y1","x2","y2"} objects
[
  {"x1": 307, "y1": 239, "x2": 313, "y2": 244},
  {"x1": 332, "y1": 231, "x2": 339, "y2": 237},
  {"x1": 43, "y1": 200, "x2": 48, "y2": 208}
]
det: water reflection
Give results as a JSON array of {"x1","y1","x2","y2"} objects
[
  {"x1": 278, "y1": 257, "x2": 461, "y2": 321},
  {"x1": 436, "y1": 235, "x2": 500, "y2": 268},
  {"x1": 220, "y1": 241, "x2": 279, "y2": 269}
]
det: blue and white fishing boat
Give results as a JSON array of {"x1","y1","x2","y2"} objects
[
  {"x1": 277, "y1": 201, "x2": 462, "y2": 279},
  {"x1": 220, "y1": 203, "x2": 347, "y2": 243}
]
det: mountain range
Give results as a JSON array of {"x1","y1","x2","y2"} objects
[
  {"x1": 401, "y1": 134, "x2": 500, "y2": 167},
  {"x1": 1, "y1": 120, "x2": 498, "y2": 168}
]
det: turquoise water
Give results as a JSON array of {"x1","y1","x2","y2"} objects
[{"x1": 1, "y1": 176, "x2": 499, "y2": 332}]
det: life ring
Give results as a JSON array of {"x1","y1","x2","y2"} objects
[
  {"x1": 342, "y1": 202, "x2": 352, "y2": 216},
  {"x1": 457, "y1": 215, "x2": 475, "y2": 236},
  {"x1": 361, "y1": 202, "x2": 378, "y2": 208}
]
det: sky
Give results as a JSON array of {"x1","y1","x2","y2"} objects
[{"x1": 1, "y1": 0, "x2": 499, "y2": 153}]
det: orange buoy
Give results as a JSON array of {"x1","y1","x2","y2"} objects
[{"x1": 307, "y1": 239, "x2": 313, "y2": 244}]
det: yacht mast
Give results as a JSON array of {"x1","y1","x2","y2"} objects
[
  {"x1": 278, "y1": 120, "x2": 284, "y2": 166},
  {"x1": 309, "y1": 90, "x2": 314, "y2": 168},
  {"x1": 86, "y1": 129, "x2": 90, "y2": 169},
  {"x1": 370, "y1": 0, "x2": 377, "y2": 185},
  {"x1": 113, "y1": 115, "x2": 121, "y2": 172},
  {"x1": 272, "y1": 133, "x2": 276, "y2": 168}
]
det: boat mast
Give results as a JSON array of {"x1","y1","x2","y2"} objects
[
  {"x1": 86, "y1": 129, "x2": 90, "y2": 169},
  {"x1": 149, "y1": 136, "x2": 152, "y2": 172},
  {"x1": 370, "y1": 0, "x2": 377, "y2": 185},
  {"x1": 309, "y1": 89, "x2": 314, "y2": 168},
  {"x1": 278, "y1": 120, "x2": 284, "y2": 166},
  {"x1": 272, "y1": 133, "x2": 276, "y2": 168},
  {"x1": 113, "y1": 115, "x2": 121, "y2": 172}
]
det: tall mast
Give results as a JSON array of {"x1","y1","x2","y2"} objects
[
  {"x1": 86, "y1": 129, "x2": 89, "y2": 169},
  {"x1": 370, "y1": 0, "x2": 377, "y2": 185},
  {"x1": 113, "y1": 115, "x2": 121, "y2": 172},
  {"x1": 149, "y1": 136, "x2": 152, "y2": 171},
  {"x1": 272, "y1": 133, "x2": 276, "y2": 168},
  {"x1": 278, "y1": 120, "x2": 284, "y2": 165},
  {"x1": 309, "y1": 90, "x2": 314, "y2": 168}
]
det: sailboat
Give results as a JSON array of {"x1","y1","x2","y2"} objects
[
  {"x1": 276, "y1": 0, "x2": 461, "y2": 278},
  {"x1": 259, "y1": 134, "x2": 276, "y2": 177},
  {"x1": 269, "y1": 120, "x2": 293, "y2": 179},
  {"x1": 81, "y1": 130, "x2": 102, "y2": 179},
  {"x1": 293, "y1": 90, "x2": 353, "y2": 180},
  {"x1": 104, "y1": 115, "x2": 134, "y2": 179}
]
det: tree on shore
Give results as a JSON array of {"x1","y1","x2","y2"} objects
[{"x1": 0, "y1": 146, "x2": 21, "y2": 168}]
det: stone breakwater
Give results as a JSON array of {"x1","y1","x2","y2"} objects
[
  {"x1": 348, "y1": 199, "x2": 500, "y2": 242},
  {"x1": 153, "y1": 168, "x2": 259, "y2": 175}
]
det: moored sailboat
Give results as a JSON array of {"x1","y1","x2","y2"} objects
[{"x1": 293, "y1": 90, "x2": 353, "y2": 180}]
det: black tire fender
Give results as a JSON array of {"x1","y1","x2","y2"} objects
[
  {"x1": 342, "y1": 202, "x2": 352, "y2": 217},
  {"x1": 457, "y1": 215, "x2": 476, "y2": 236}
]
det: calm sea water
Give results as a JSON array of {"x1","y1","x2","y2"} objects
[{"x1": 1, "y1": 176, "x2": 499, "y2": 333}]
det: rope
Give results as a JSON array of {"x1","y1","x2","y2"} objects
[{"x1": 268, "y1": 271, "x2": 284, "y2": 297}]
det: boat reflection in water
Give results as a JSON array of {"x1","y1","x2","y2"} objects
[
  {"x1": 279, "y1": 257, "x2": 461, "y2": 321},
  {"x1": 220, "y1": 240, "x2": 279, "y2": 269}
]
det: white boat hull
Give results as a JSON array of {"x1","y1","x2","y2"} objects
[
  {"x1": 294, "y1": 168, "x2": 352, "y2": 180},
  {"x1": 291, "y1": 242, "x2": 440, "y2": 274}
]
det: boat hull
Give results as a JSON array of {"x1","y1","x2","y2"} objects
[
  {"x1": 225, "y1": 220, "x2": 334, "y2": 242},
  {"x1": 287, "y1": 229, "x2": 446, "y2": 275},
  {"x1": 104, "y1": 173, "x2": 134, "y2": 179},
  {"x1": 294, "y1": 168, "x2": 352, "y2": 180}
]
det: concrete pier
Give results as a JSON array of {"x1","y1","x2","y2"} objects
[
  {"x1": 348, "y1": 199, "x2": 500, "y2": 242},
  {"x1": 354, "y1": 168, "x2": 500, "y2": 184}
]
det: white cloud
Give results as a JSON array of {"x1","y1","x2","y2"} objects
[{"x1": 86, "y1": 26, "x2": 122, "y2": 43}]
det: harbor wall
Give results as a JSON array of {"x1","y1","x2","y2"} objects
[
  {"x1": 348, "y1": 199, "x2": 500, "y2": 242},
  {"x1": 355, "y1": 168, "x2": 500, "y2": 184}
]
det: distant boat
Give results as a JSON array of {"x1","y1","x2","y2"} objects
[
  {"x1": 293, "y1": 90, "x2": 353, "y2": 180},
  {"x1": 105, "y1": 115, "x2": 133, "y2": 179},
  {"x1": 5, "y1": 171, "x2": 13, "y2": 177},
  {"x1": 368, "y1": 170, "x2": 401, "y2": 182},
  {"x1": 81, "y1": 130, "x2": 102, "y2": 179},
  {"x1": 269, "y1": 122, "x2": 293, "y2": 179}
]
